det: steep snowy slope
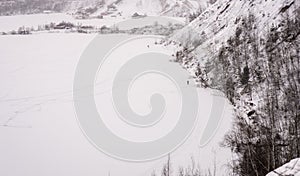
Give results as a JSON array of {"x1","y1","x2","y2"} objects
[
  {"x1": 171, "y1": 0, "x2": 298, "y2": 53},
  {"x1": 168, "y1": 0, "x2": 299, "y2": 175},
  {"x1": 266, "y1": 158, "x2": 300, "y2": 176},
  {"x1": 169, "y1": 0, "x2": 299, "y2": 107}
]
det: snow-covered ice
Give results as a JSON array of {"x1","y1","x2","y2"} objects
[{"x1": 0, "y1": 33, "x2": 233, "y2": 176}]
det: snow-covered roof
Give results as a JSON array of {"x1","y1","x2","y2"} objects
[{"x1": 266, "y1": 158, "x2": 300, "y2": 176}]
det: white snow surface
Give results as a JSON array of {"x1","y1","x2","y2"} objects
[
  {"x1": 0, "y1": 33, "x2": 233, "y2": 176},
  {"x1": 266, "y1": 158, "x2": 300, "y2": 176}
]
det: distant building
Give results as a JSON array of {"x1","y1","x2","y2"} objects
[
  {"x1": 54, "y1": 22, "x2": 75, "y2": 30},
  {"x1": 131, "y1": 12, "x2": 147, "y2": 19},
  {"x1": 100, "y1": 26, "x2": 111, "y2": 34}
]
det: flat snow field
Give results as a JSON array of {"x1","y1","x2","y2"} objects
[{"x1": 0, "y1": 33, "x2": 233, "y2": 176}]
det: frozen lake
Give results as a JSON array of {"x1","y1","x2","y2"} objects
[{"x1": 0, "y1": 33, "x2": 233, "y2": 176}]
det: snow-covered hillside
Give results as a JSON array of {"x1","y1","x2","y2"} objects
[
  {"x1": 0, "y1": 0, "x2": 214, "y2": 18},
  {"x1": 168, "y1": 0, "x2": 300, "y2": 175},
  {"x1": 171, "y1": 0, "x2": 297, "y2": 53},
  {"x1": 88, "y1": 0, "x2": 210, "y2": 17},
  {"x1": 0, "y1": 0, "x2": 101, "y2": 15},
  {"x1": 169, "y1": 0, "x2": 299, "y2": 126},
  {"x1": 266, "y1": 158, "x2": 300, "y2": 176}
]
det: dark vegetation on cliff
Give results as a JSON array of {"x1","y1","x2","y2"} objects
[{"x1": 174, "y1": 6, "x2": 300, "y2": 176}]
